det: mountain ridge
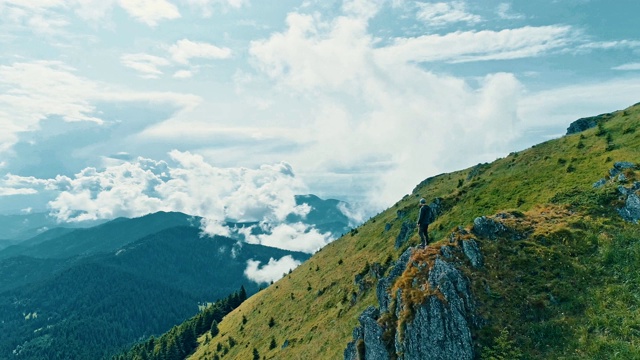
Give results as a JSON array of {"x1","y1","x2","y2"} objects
[{"x1": 184, "y1": 102, "x2": 640, "y2": 359}]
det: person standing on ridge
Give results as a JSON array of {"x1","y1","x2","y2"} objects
[{"x1": 417, "y1": 198, "x2": 430, "y2": 248}]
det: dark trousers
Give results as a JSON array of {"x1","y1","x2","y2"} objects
[{"x1": 418, "y1": 224, "x2": 429, "y2": 246}]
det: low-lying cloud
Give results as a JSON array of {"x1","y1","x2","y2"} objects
[
  {"x1": 3, "y1": 150, "x2": 352, "y2": 254},
  {"x1": 244, "y1": 255, "x2": 301, "y2": 284}
]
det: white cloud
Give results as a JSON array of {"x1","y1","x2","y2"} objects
[
  {"x1": 497, "y1": 3, "x2": 524, "y2": 20},
  {"x1": 0, "y1": 187, "x2": 38, "y2": 196},
  {"x1": 243, "y1": 222, "x2": 333, "y2": 253},
  {"x1": 248, "y1": 11, "x2": 530, "y2": 207},
  {"x1": 3, "y1": 151, "x2": 344, "y2": 252},
  {"x1": 416, "y1": 0, "x2": 481, "y2": 27},
  {"x1": 376, "y1": 25, "x2": 573, "y2": 65},
  {"x1": 577, "y1": 40, "x2": 640, "y2": 51},
  {"x1": 173, "y1": 69, "x2": 194, "y2": 78},
  {"x1": 183, "y1": 0, "x2": 248, "y2": 17},
  {"x1": 117, "y1": 0, "x2": 180, "y2": 26},
  {"x1": 0, "y1": 60, "x2": 200, "y2": 155},
  {"x1": 168, "y1": 39, "x2": 232, "y2": 64},
  {"x1": 120, "y1": 53, "x2": 171, "y2": 78},
  {"x1": 613, "y1": 62, "x2": 640, "y2": 71},
  {"x1": 244, "y1": 255, "x2": 301, "y2": 284}
]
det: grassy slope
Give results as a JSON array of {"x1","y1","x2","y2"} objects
[{"x1": 189, "y1": 103, "x2": 640, "y2": 360}]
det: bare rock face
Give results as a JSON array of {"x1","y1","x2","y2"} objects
[
  {"x1": 345, "y1": 250, "x2": 477, "y2": 360},
  {"x1": 395, "y1": 258, "x2": 475, "y2": 360}
]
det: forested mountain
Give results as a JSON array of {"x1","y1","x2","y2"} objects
[
  {"x1": 0, "y1": 211, "x2": 196, "y2": 260},
  {"x1": 0, "y1": 226, "x2": 310, "y2": 359},
  {"x1": 0, "y1": 193, "x2": 349, "y2": 359},
  {"x1": 181, "y1": 103, "x2": 640, "y2": 360}
]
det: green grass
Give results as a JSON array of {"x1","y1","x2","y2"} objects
[{"x1": 189, "y1": 103, "x2": 640, "y2": 360}]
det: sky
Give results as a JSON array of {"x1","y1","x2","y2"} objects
[{"x1": 1, "y1": 0, "x2": 640, "y2": 256}]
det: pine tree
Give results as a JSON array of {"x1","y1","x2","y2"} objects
[{"x1": 210, "y1": 320, "x2": 219, "y2": 337}]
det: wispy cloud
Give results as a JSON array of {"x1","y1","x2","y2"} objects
[
  {"x1": 184, "y1": 0, "x2": 248, "y2": 17},
  {"x1": 168, "y1": 39, "x2": 232, "y2": 64},
  {"x1": 0, "y1": 187, "x2": 38, "y2": 196},
  {"x1": 376, "y1": 25, "x2": 573, "y2": 64},
  {"x1": 416, "y1": 1, "x2": 481, "y2": 27},
  {"x1": 613, "y1": 62, "x2": 640, "y2": 71},
  {"x1": 120, "y1": 53, "x2": 171, "y2": 78},
  {"x1": 496, "y1": 3, "x2": 524, "y2": 20},
  {"x1": 0, "y1": 60, "x2": 200, "y2": 154},
  {"x1": 117, "y1": 0, "x2": 180, "y2": 26}
]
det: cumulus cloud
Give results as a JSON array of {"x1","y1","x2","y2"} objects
[
  {"x1": 242, "y1": 222, "x2": 333, "y2": 253},
  {"x1": 416, "y1": 1, "x2": 481, "y2": 27},
  {"x1": 244, "y1": 255, "x2": 301, "y2": 284},
  {"x1": 2, "y1": 151, "x2": 345, "y2": 253},
  {"x1": 248, "y1": 9, "x2": 527, "y2": 206}
]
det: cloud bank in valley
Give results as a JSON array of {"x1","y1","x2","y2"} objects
[{"x1": 3, "y1": 150, "x2": 347, "y2": 255}]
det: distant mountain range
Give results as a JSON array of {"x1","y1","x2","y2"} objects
[{"x1": 0, "y1": 195, "x2": 351, "y2": 359}]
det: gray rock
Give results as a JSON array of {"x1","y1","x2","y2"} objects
[
  {"x1": 566, "y1": 117, "x2": 597, "y2": 135},
  {"x1": 395, "y1": 221, "x2": 415, "y2": 249},
  {"x1": 618, "y1": 173, "x2": 628, "y2": 183},
  {"x1": 614, "y1": 161, "x2": 635, "y2": 170},
  {"x1": 610, "y1": 162, "x2": 635, "y2": 177},
  {"x1": 347, "y1": 251, "x2": 478, "y2": 360},
  {"x1": 344, "y1": 307, "x2": 389, "y2": 360},
  {"x1": 395, "y1": 258, "x2": 475, "y2": 360},
  {"x1": 461, "y1": 239, "x2": 483, "y2": 268},
  {"x1": 472, "y1": 216, "x2": 508, "y2": 240},
  {"x1": 566, "y1": 112, "x2": 614, "y2": 135},
  {"x1": 384, "y1": 223, "x2": 392, "y2": 232},
  {"x1": 593, "y1": 178, "x2": 607, "y2": 188},
  {"x1": 440, "y1": 245, "x2": 454, "y2": 259},
  {"x1": 360, "y1": 307, "x2": 389, "y2": 360},
  {"x1": 618, "y1": 192, "x2": 640, "y2": 223},
  {"x1": 281, "y1": 339, "x2": 290, "y2": 349},
  {"x1": 377, "y1": 248, "x2": 412, "y2": 313}
]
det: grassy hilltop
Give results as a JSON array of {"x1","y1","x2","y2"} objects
[{"x1": 184, "y1": 103, "x2": 640, "y2": 360}]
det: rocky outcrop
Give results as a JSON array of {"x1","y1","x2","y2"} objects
[
  {"x1": 461, "y1": 239, "x2": 483, "y2": 268},
  {"x1": 377, "y1": 248, "x2": 412, "y2": 313},
  {"x1": 618, "y1": 185, "x2": 640, "y2": 223},
  {"x1": 395, "y1": 221, "x2": 415, "y2": 249},
  {"x1": 610, "y1": 161, "x2": 635, "y2": 177},
  {"x1": 471, "y1": 216, "x2": 508, "y2": 240},
  {"x1": 345, "y1": 248, "x2": 477, "y2": 360},
  {"x1": 591, "y1": 161, "x2": 639, "y2": 223},
  {"x1": 565, "y1": 112, "x2": 614, "y2": 135},
  {"x1": 394, "y1": 258, "x2": 475, "y2": 360}
]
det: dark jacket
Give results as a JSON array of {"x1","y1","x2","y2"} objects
[{"x1": 417, "y1": 204, "x2": 431, "y2": 226}]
